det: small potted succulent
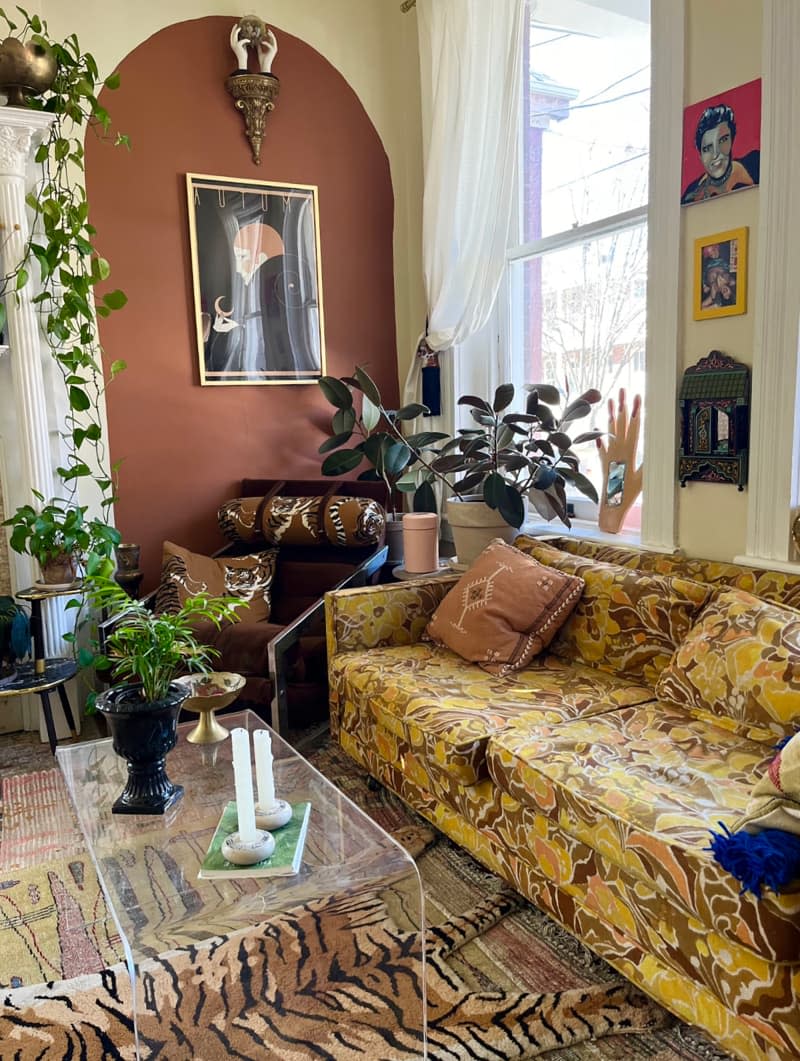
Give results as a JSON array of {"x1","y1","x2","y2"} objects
[
  {"x1": 88, "y1": 577, "x2": 243, "y2": 814},
  {"x1": 4, "y1": 492, "x2": 120, "y2": 585}
]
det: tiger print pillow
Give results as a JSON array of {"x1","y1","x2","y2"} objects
[{"x1": 153, "y1": 541, "x2": 278, "y2": 622}]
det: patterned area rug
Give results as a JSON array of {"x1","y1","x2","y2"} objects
[
  {"x1": 0, "y1": 733, "x2": 733, "y2": 1059},
  {"x1": 2, "y1": 887, "x2": 668, "y2": 1060}
]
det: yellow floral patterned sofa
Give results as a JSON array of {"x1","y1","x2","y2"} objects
[{"x1": 325, "y1": 534, "x2": 800, "y2": 1061}]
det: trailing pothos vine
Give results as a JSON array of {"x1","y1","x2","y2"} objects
[{"x1": 0, "y1": 7, "x2": 129, "y2": 573}]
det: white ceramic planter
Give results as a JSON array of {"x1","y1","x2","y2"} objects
[{"x1": 445, "y1": 497, "x2": 521, "y2": 567}]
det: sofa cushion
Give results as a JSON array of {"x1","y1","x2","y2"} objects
[
  {"x1": 529, "y1": 534, "x2": 800, "y2": 611},
  {"x1": 330, "y1": 642, "x2": 655, "y2": 785},
  {"x1": 154, "y1": 541, "x2": 278, "y2": 622},
  {"x1": 655, "y1": 588, "x2": 800, "y2": 743},
  {"x1": 486, "y1": 702, "x2": 800, "y2": 963},
  {"x1": 426, "y1": 539, "x2": 584, "y2": 676},
  {"x1": 513, "y1": 539, "x2": 710, "y2": 687}
]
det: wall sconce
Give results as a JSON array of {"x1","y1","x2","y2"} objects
[{"x1": 225, "y1": 15, "x2": 280, "y2": 165}]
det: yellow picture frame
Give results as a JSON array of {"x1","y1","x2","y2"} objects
[{"x1": 693, "y1": 226, "x2": 747, "y2": 320}]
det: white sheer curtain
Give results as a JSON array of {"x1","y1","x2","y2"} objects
[{"x1": 403, "y1": 0, "x2": 526, "y2": 411}]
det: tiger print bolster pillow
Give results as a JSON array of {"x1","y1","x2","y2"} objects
[
  {"x1": 218, "y1": 495, "x2": 386, "y2": 548},
  {"x1": 153, "y1": 541, "x2": 278, "y2": 622},
  {"x1": 260, "y1": 495, "x2": 386, "y2": 547},
  {"x1": 217, "y1": 496, "x2": 263, "y2": 544}
]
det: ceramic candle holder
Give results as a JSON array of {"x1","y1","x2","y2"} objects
[
  {"x1": 221, "y1": 828, "x2": 275, "y2": 865},
  {"x1": 255, "y1": 798, "x2": 292, "y2": 830}
]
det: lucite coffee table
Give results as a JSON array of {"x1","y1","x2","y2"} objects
[{"x1": 57, "y1": 709, "x2": 427, "y2": 1059}]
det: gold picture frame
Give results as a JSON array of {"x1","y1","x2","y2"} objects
[
  {"x1": 693, "y1": 226, "x2": 747, "y2": 321},
  {"x1": 186, "y1": 173, "x2": 326, "y2": 386}
]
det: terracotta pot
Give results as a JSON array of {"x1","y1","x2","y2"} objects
[
  {"x1": 0, "y1": 36, "x2": 57, "y2": 107},
  {"x1": 40, "y1": 552, "x2": 77, "y2": 586}
]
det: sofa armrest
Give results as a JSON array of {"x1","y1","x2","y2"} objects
[
  {"x1": 268, "y1": 545, "x2": 389, "y2": 734},
  {"x1": 325, "y1": 574, "x2": 459, "y2": 657}
]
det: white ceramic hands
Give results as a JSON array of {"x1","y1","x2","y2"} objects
[{"x1": 230, "y1": 22, "x2": 278, "y2": 74}]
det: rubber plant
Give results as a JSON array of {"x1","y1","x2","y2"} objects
[
  {"x1": 317, "y1": 366, "x2": 446, "y2": 516},
  {"x1": 0, "y1": 6, "x2": 129, "y2": 579},
  {"x1": 319, "y1": 368, "x2": 603, "y2": 529}
]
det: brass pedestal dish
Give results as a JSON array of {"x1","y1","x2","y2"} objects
[{"x1": 175, "y1": 672, "x2": 245, "y2": 744}]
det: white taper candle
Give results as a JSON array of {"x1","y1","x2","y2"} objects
[
  {"x1": 230, "y1": 727, "x2": 257, "y2": 843},
  {"x1": 254, "y1": 729, "x2": 276, "y2": 809}
]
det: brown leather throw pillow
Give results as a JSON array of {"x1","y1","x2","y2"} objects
[{"x1": 426, "y1": 538, "x2": 584, "y2": 676}]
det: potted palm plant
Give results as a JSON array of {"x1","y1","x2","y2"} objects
[{"x1": 88, "y1": 577, "x2": 243, "y2": 814}]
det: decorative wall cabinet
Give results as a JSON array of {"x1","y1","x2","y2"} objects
[{"x1": 678, "y1": 350, "x2": 750, "y2": 490}]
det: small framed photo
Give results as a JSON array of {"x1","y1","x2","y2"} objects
[{"x1": 693, "y1": 227, "x2": 747, "y2": 321}]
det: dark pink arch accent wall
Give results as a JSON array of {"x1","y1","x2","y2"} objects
[{"x1": 85, "y1": 16, "x2": 397, "y2": 589}]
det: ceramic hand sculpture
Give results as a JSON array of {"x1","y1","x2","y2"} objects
[
  {"x1": 258, "y1": 28, "x2": 278, "y2": 74},
  {"x1": 229, "y1": 22, "x2": 249, "y2": 70},
  {"x1": 596, "y1": 389, "x2": 643, "y2": 533},
  {"x1": 229, "y1": 16, "x2": 277, "y2": 74}
]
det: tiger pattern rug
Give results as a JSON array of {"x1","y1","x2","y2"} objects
[{"x1": 0, "y1": 886, "x2": 669, "y2": 1060}]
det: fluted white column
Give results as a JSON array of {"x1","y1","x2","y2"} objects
[
  {"x1": 0, "y1": 109, "x2": 79, "y2": 735},
  {"x1": 0, "y1": 111, "x2": 56, "y2": 521}
]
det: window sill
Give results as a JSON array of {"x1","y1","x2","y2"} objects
[
  {"x1": 522, "y1": 518, "x2": 648, "y2": 550},
  {"x1": 733, "y1": 553, "x2": 800, "y2": 575}
]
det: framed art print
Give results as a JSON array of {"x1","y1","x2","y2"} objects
[
  {"x1": 186, "y1": 173, "x2": 326, "y2": 385},
  {"x1": 694, "y1": 227, "x2": 747, "y2": 321},
  {"x1": 681, "y1": 79, "x2": 761, "y2": 207}
]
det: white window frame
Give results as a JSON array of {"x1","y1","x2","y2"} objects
[{"x1": 495, "y1": 0, "x2": 676, "y2": 544}]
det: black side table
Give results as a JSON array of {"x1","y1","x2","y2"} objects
[
  {"x1": 0, "y1": 658, "x2": 77, "y2": 753},
  {"x1": 5, "y1": 584, "x2": 82, "y2": 753}
]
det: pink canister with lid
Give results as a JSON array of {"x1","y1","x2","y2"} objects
[{"x1": 402, "y1": 512, "x2": 439, "y2": 573}]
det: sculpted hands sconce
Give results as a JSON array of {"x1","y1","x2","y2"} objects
[{"x1": 225, "y1": 15, "x2": 279, "y2": 165}]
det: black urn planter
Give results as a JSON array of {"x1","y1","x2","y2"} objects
[{"x1": 97, "y1": 682, "x2": 188, "y2": 814}]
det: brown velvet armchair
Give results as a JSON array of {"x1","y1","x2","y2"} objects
[
  {"x1": 169, "y1": 479, "x2": 387, "y2": 736},
  {"x1": 100, "y1": 480, "x2": 387, "y2": 739}
]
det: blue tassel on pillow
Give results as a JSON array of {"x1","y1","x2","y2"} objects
[
  {"x1": 709, "y1": 823, "x2": 800, "y2": 898},
  {"x1": 774, "y1": 731, "x2": 797, "y2": 752}
]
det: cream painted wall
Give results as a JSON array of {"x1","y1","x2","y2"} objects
[
  {"x1": 39, "y1": 0, "x2": 425, "y2": 385},
  {"x1": 678, "y1": 0, "x2": 761, "y2": 560}
]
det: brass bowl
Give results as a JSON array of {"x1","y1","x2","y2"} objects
[
  {"x1": 0, "y1": 37, "x2": 57, "y2": 106},
  {"x1": 175, "y1": 672, "x2": 245, "y2": 744}
]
